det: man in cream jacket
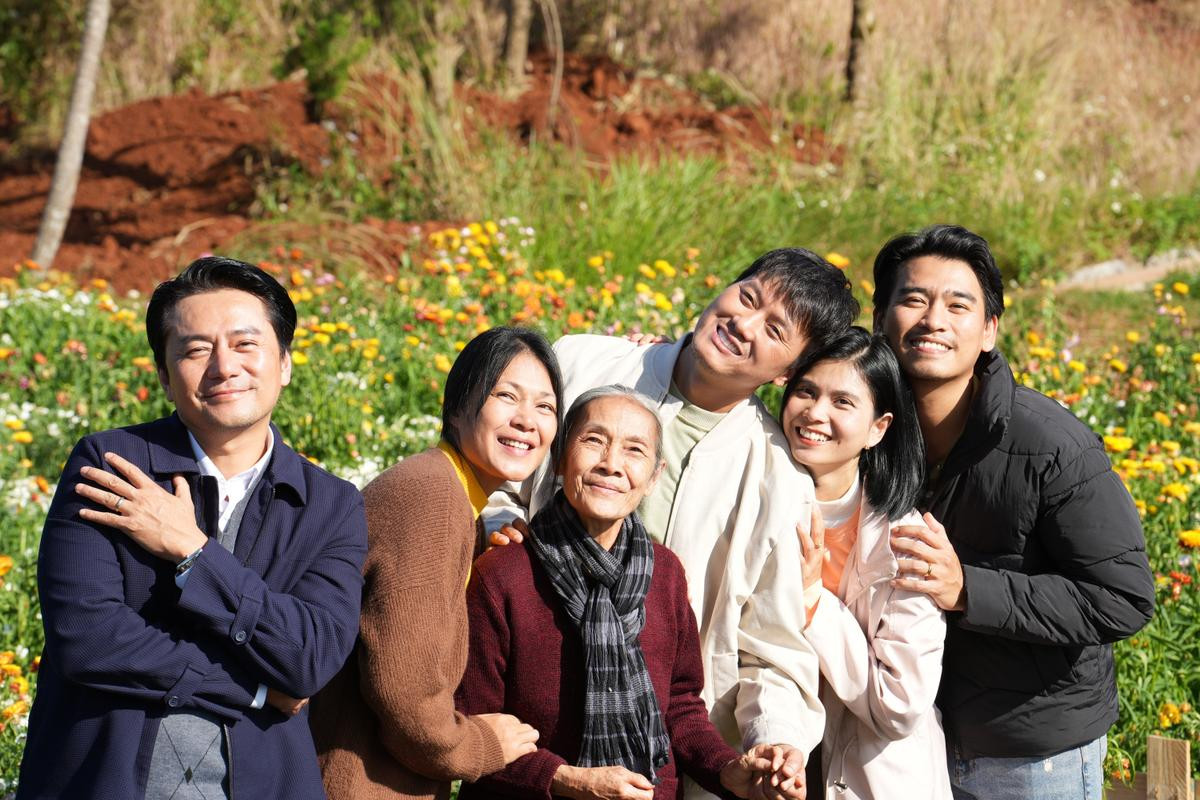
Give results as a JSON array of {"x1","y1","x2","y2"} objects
[{"x1": 487, "y1": 249, "x2": 859, "y2": 799}]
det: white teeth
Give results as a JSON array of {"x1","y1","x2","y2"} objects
[
  {"x1": 717, "y1": 326, "x2": 742, "y2": 356},
  {"x1": 796, "y1": 428, "x2": 830, "y2": 443},
  {"x1": 499, "y1": 438, "x2": 532, "y2": 450},
  {"x1": 913, "y1": 340, "x2": 950, "y2": 351}
]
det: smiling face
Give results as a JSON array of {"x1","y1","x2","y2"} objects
[
  {"x1": 560, "y1": 395, "x2": 664, "y2": 543},
  {"x1": 158, "y1": 288, "x2": 291, "y2": 446},
  {"x1": 876, "y1": 255, "x2": 998, "y2": 387},
  {"x1": 455, "y1": 349, "x2": 558, "y2": 493},
  {"x1": 688, "y1": 277, "x2": 810, "y2": 396},
  {"x1": 781, "y1": 358, "x2": 892, "y2": 486}
]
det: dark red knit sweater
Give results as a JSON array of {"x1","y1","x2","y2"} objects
[{"x1": 455, "y1": 540, "x2": 741, "y2": 800}]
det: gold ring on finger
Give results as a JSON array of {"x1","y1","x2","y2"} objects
[
  {"x1": 925, "y1": 560, "x2": 933, "y2": 577},
  {"x1": 115, "y1": 497, "x2": 124, "y2": 512}
]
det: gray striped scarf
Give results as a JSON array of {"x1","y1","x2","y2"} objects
[{"x1": 526, "y1": 490, "x2": 671, "y2": 783}]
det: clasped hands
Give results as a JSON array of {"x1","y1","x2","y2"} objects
[
  {"x1": 76, "y1": 451, "x2": 309, "y2": 717},
  {"x1": 551, "y1": 743, "x2": 806, "y2": 800}
]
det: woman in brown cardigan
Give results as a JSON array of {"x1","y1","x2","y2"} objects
[{"x1": 310, "y1": 326, "x2": 564, "y2": 800}]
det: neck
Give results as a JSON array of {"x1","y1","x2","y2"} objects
[
  {"x1": 582, "y1": 517, "x2": 623, "y2": 550},
  {"x1": 911, "y1": 372, "x2": 975, "y2": 466},
  {"x1": 672, "y1": 341, "x2": 747, "y2": 414},
  {"x1": 808, "y1": 458, "x2": 860, "y2": 502},
  {"x1": 192, "y1": 422, "x2": 271, "y2": 479}
]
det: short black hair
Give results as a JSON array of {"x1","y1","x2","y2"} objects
[
  {"x1": 733, "y1": 248, "x2": 860, "y2": 352},
  {"x1": 146, "y1": 256, "x2": 296, "y2": 370},
  {"x1": 441, "y1": 326, "x2": 564, "y2": 464},
  {"x1": 871, "y1": 225, "x2": 1005, "y2": 322},
  {"x1": 782, "y1": 326, "x2": 925, "y2": 519}
]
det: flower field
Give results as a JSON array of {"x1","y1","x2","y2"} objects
[{"x1": 1, "y1": 221, "x2": 1198, "y2": 789}]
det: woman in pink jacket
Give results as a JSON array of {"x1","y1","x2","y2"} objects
[{"x1": 781, "y1": 326, "x2": 951, "y2": 800}]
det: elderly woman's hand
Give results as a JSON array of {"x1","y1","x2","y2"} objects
[
  {"x1": 720, "y1": 744, "x2": 806, "y2": 799},
  {"x1": 551, "y1": 764, "x2": 654, "y2": 800}
]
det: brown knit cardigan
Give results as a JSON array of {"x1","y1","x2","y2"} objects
[{"x1": 309, "y1": 448, "x2": 505, "y2": 800}]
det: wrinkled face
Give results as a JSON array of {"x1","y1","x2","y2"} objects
[
  {"x1": 876, "y1": 256, "x2": 997, "y2": 385},
  {"x1": 158, "y1": 289, "x2": 290, "y2": 442},
  {"x1": 456, "y1": 350, "x2": 558, "y2": 493},
  {"x1": 689, "y1": 277, "x2": 809, "y2": 393},
  {"x1": 781, "y1": 359, "x2": 891, "y2": 472},
  {"x1": 561, "y1": 396, "x2": 663, "y2": 531}
]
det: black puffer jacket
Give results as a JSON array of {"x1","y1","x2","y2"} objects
[{"x1": 921, "y1": 349, "x2": 1155, "y2": 758}]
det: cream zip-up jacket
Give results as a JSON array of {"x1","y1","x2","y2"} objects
[
  {"x1": 486, "y1": 335, "x2": 824, "y2": 788},
  {"x1": 804, "y1": 497, "x2": 951, "y2": 800}
]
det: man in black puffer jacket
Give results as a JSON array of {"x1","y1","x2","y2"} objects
[{"x1": 873, "y1": 225, "x2": 1155, "y2": 800}]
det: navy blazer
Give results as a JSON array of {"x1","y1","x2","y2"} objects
[{"x1": 18, "y1": 414, "x2": 367, "y2": 799}]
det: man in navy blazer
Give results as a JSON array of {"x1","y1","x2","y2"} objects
[{"x1": 18, "y1": 257, "x2": 368, "y2": 799}]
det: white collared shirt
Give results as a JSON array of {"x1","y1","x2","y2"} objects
[{"x1": 188, "y1": 430, "x2": 274, "y2": 533}]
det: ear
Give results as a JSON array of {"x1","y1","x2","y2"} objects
[
  {"x1": 771, "y1": 374, "x2": 789, "y2": 387},
  {"x1": 866, "y1": 411, "x2": 893, "y2": 450},
  {"x1": 157, "y1": 366, "x2": 173, "y2": 402},
  {"x1": 644, "y1": 459, "x2": 667, "y2": 492},
  {"x1": 280, "y1": 348, "x2": 293, "y2": 387},
  {"x1": 981, "y1": 315, "x2": 999, "y2": 353}
]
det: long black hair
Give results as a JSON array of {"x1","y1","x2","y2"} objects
[
  {"x1": 782, "y1": 326, "x2": 924, "y2": 519},
  {"x1": 441, "y1": 326, "x2": 565, "y2": 465}
]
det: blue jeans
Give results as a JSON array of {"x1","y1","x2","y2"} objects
[{"x1": 948, "y1": 736, "x2": 1107, "y2": 800}]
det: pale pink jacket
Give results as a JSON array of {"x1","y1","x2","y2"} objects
[{"x1": 803, "y1": 499, "x2": 952, "y2": 800}]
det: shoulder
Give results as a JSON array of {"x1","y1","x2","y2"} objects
[
  {"x1": 472, "y1": 542, "x2": 536, "y2": 587},
  {"x1": 651, "y1": 543, "x2": 688, "y2": 586},
  {"x1": 281, "y1": 445, "x2": 362, "y2": 501},
  {"x1": 363, "y1": 448, "x2": 456, "y2": 500},
  {"x1": 554, "y1": 333, "x2": 637, "y2": 360},
  {"x1": 1008, "y1": 387, "x2": 1104, "y2": 457}
]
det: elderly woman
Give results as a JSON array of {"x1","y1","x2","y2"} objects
[
  {"x1": 456, "y1": 385, "x2": 801, "y2": 800},
  {"x1": 311, "y1": 326, "x2": 563, "y2": 800}
]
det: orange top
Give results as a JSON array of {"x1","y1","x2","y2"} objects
[{"x1": 806, "y1": 504, "x2": 861, "y2": 626}]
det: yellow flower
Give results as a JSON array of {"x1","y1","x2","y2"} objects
[
  {"x1": 1103, "y1": 435, "x2": 1134, "y2": 453},
  {"x1": 1, "y1": 700, "x2": 27, "y2": 720},
  {"x1": 1028, "y1": 346, "x2": 1054, "y2": 360},
  {"x1": 0, "y1": 555, "x2": 12, "y2": 577},
  {"x1": 405, "y1": 335, "x2": 420, "y2": 347},
  {"x1": 1026, "y1": 331, "x2": 1042, "y2": 346},
  {"x1": 1067, "y1": 360, "x2": 1086, "y2": 373},
  {"x1": 484, "y1": 220, "x2": 499, "y2": 235},
  {"x1": 291, "y1": 351, "x2": 309, "y2": 365},
  {"x1": 433, "y1": 354, "x2": 453, "y2": 373},
  {"x1": 11, "y1": 431, "x2": 32, "y2": 444},
  {"x1": 1180, "y1": 529, "x2": 1200, "y2": 548},
  {"x1": 313, "y1": 332, "x2": 331, "y2": 346},
  {"x1": 1154, "y1": 411, "x2": 1172, "y2": 427},
  {"x1": 318, "y1": 322, "x2": 337, "y2": 334},
  {"x1": 3, "y1": 418, "x2": 23, "y2": 430},
  {"x1": 362, "y1": 347, "x2": 379, "y2": 360},
  {"x1": 634, "y1": 282, "x2": 651, "y2": 295},
  {"x1": 825, "y1": 252, "x2": 850, "y2": 269},
  {"x1": 1155, "y1": 344, "x2": 1168, "y2": 357},
  {"x1": 1173, "y1": 281, "x2": 1189, "y2": 295},
  {"x1": 1162, "y1": 482, "x2": 1190, "y2": 501},
  {"x1": 653, "y1": 292, "x2": 673, "y2": 311},
  {"x1": 654, "y1": 259, "x2": 677, "y2": 278},
  {"x1": 1109, "y1": 358, "x2": 1127, "y2": 373},
  {"x1": 638, "y1": 263, "x2": 656, "y2": 280},
  {"x1": 587, "y1": 255, "x2": 605, "y2": 269},
  {"x1": 1125, "y1": 331, "x2": 1141, "y2": 343},
  {"x1": 1184, "y1": 421, "x2": 1200, "y2": 435},
  {"x1": 859, "y1": 279, "x2": 874, "y2": 295}
]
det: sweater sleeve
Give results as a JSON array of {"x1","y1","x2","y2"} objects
[
  {"x1": 663, "y1": 564, "x2": 741, "y2": 798},
  {"x1": 456, "y1": 564, "x2": 566, "y2": 799},
  {"x1": 355, "y1": 464, "x2": 506, "y2": 782},
  {"x1": 958, "y1": 443, "x2": 1155, "y2": 645}
]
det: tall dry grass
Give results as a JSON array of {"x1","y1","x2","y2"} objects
[{"x1": 570, "y1": 0, "x2": 1200, "y2": 193}]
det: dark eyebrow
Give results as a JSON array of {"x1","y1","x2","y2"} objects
[
  {"x1": 493, "y1": 379, "x2": 556, "y2": 400},
  {"x1": 946, "y1": 288, "x2": 978, "y2": 303}
]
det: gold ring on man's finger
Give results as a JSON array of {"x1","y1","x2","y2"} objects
[
  {"x1": 115, "y1": 497, "x2": 124, "y2": 512},
  {"x1": 925, "y1": 560, "x2": 933, "y2": 577}
]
